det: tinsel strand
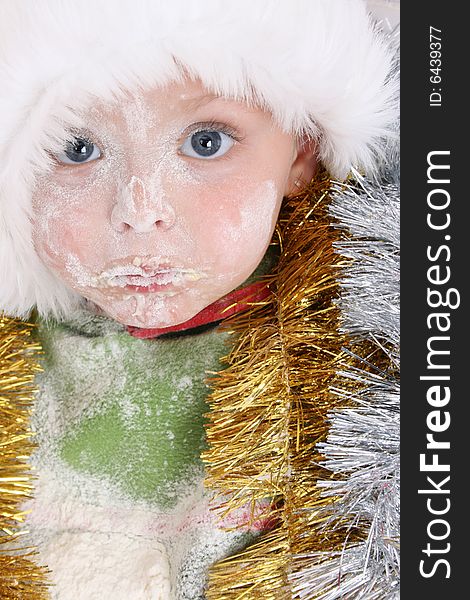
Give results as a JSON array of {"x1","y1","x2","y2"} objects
[{"x1": 0, "y1": 315, "x2": 50, "y2": 599}]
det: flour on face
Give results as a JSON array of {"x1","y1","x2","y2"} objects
[{"x1": 32, "y1": 79, "x2": 298, "y2": 328}]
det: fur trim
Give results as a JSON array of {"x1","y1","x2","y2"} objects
[
  {"x1": 0, "y1": 0, "x2": 398, "y2": 319},
  {"x1": 367, "y1": 0, "x2": 400, "y2": 29}
]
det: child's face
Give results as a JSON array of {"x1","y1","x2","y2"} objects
[{"x1": 32, "y1": 79, "x2": 315, "y2": 328}]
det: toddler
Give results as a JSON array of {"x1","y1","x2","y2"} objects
[{"x1": 0, "y1": 1, "x2": 399, "y2": 598}]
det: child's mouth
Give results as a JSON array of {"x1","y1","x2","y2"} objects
[
  {"x1": 119, "y1": 272, "x2": 185, "y2": 293},
  {"x1": 97, "y1": 259, "x2": 206, "y2": 293}
]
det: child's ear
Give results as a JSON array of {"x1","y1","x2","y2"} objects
[{"x1": 284, "y1": 136, "x2": 318, "y2": 196}]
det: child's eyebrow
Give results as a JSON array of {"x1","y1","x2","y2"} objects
[
  {"x1": 180, "y1": 93, "x2": 220, "y2": 111},
  {"x1": 180, "y1": 92, "x2": 261, "y2": 117}
]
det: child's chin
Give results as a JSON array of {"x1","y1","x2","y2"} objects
[
  {"x1": 99, "y1": 304, "x2": 193, "y2": 331},
  {"x1": 108, "y1": 311, "x2": 178, "y2": 330},
  {"x1": 91, "y1": 290, "x2": 214, "y2": 331}
]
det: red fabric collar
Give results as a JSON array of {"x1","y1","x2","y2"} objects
[{"x1": 126, "y1": 281, "x2": 270, "y2": 339}]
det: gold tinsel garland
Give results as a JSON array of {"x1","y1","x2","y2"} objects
[
  {"x1": 203, "y1": 175, "x2": 363, "y2": 599},
  {"x1": 0, "y1": 315, "x2": 50, "y2": 599}
]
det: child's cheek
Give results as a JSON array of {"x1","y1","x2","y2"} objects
[
  {"x1": 195, "y1": 179, "x2": 280, "y2": 275},
  {"x1": 32, "y1": 183, "x2": 112, "y2": 293}
]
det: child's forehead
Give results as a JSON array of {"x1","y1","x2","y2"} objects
[{"x1": 85, "y1": 78, "x2": 263, "y2": 132}]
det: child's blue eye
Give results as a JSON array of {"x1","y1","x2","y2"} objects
[
  {"x1": 54, "y1": 137, "x2": 102, "y2": 165},
  {"x1": 180, "y1": 130, "x2": 234, "y2": 159}
]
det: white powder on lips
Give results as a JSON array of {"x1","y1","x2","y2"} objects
[{"x1": 98, "y1": 267, "x2": 206, "y2": 289}]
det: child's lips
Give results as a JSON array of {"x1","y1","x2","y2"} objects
[
  {"x1": 121, "y1": 272, "x2": 183, "y2": 293},
  {"x1": 96, "y1": 260, "x2": 207, "y2": 292}
]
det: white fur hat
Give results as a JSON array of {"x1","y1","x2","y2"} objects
[{"x1": 0, "y1": 0, "x2": 398, "y2": 319}]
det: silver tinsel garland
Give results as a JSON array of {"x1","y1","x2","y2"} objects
[{"x1": 290, "y1": 167, "x2": 400, "y2": 599}]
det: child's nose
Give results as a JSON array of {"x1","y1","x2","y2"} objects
[{"x1": 110, "y1": 175, "x2": 176, "y2": 233}]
